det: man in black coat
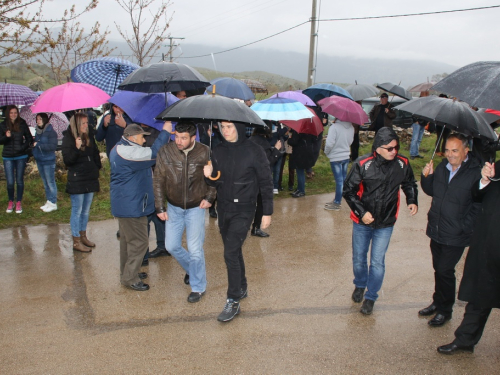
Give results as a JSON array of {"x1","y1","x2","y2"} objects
[
  {"x1": 204, "y1": 121, "x2": 273, "y2": 322},
  {"x1": 420, "y1": 133, "x2": 482, "y2": 326}
]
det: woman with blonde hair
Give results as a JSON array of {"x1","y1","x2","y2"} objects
[{"x1": 62, "y1": 113, "x2": 101, "y2": 252}]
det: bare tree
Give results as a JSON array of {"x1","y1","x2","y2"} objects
[
  {"x1": 0, "y1": 0, "x2": 99, "y2": 64},
  {"x1": 27, "y1": 76, "x2": 45, "y2": 91},
  {"x1": 114, "y1": 0, "x2": 172, "y2": 66}
]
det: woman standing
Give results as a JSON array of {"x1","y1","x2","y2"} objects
[
  {"x1": 33, "y1": 113, "x2": 58, "y2": 212},
  {"x1": 0, "y1": 105, "x2": 33, "y2": 213},
  {"x1": 62, "y1": 113, "x2": 101, "y2": 253},
  {"x1": 287, "y1": 129, "x2": 315, "y2": 198}
]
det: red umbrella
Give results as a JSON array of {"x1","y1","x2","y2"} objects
[
  {"x1": 318, "y1": 96, "x2": 368, "y2": 126},
  {"x1": 281, "y1": 107, "x2": 323, "y2": 136}
]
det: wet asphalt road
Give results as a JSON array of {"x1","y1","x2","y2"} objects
[{"x1": 1, "y1": 190, "x2": 499, "y2": 374}]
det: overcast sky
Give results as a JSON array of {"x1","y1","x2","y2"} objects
[{"x1": 38, "y1": 0, "x2": 499, "y2": 70}]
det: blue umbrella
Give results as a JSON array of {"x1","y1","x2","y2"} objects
[
  {"x1": 303, "y1": 83, "x2": 354, "y2": 103},
  {"x1": 251, "y1": 97, "x2": 314, "y2": 121},
  {"x1": 71, "y1": 57, "x2": 140, "y2": 96},
  {"x1": 206, "y1": 77, "x2": 255, "y2": 101},
  {"x1": 109, "y1": 91, "x2": 178, "y2": 131}
]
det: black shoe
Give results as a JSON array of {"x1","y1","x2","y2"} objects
[
  {"x1": 141, "y1": 259, "x2": 149, "y2": 267},
  {"x1": 437, "y1": 342, "x2": 474, "y2": 355},
  {"x1": 416, "y1": 154, "x2": 424, "y2": 158},
  {"x1": 184, "y1": 273, "x2": 190, "y2": 285},
  {"x1": 116, "y1": 230, "x2": 120, "y2": 239},
  {"x1": 240, "y1": 289, "x2": 248, "y2": 300},
  {"x1": 352, "y1": 287, "x2": 365, "y2": 303},
  {"x1": 217, "y1": 299, "x2": 240, "y2": 322},
  {"x1": 410, "y1": 156, "x2": 416, "y2": 160},
  {"x1": 251, "y1": 228, "x2": 270, "y2": 237},
  {"x1": 418, "y1": 303, "x2": 437, "y2": 316},
  {"x1": 209, "y1": 207, "x2": 217, "y2": 218},
  {"x1": 360, "y1": 299, "x2": 375, "y2": 315},
  {"x1": 128, "y1": 281, "x2": 150, "y2": 291},
  {"x1": 148, "y1": 247, "x2": 171, "y2": 258},
  {"x1": 428, "y1": 313, "x2": 451, "y2": 326},
  {"x1": 292, "y1": 191, "x2": 305, "y2": 198},
  {"x1": 288, "y1": 186, "x2": 294, "y2": 191},
  {"x1": 187, "y1": 291, "x2": 205, "y2": 303},
  {"x1": 290, "y1": 189, "x2": 298, "y2": 195},
  {"x1": 278, "y1": 186, "x2": 284, "y2": 191},
  {"x1": 138, "y1": 272, "x2": 148, "y2": 280}
]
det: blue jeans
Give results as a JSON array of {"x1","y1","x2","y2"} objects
[
  {"x1": 352, "y1": 222, "x2": 394, "y2": 301},
  {"x1": 410, "y1": 122, "x2": 425, "y2": 157},
  {"x1": 296, "y1": 168, "x2": 305, "y2": 193},
  {"x1": 165, "y1": 203, "x2": 207, "y2": 293},
  {"x1": 272, "y1": 155, "x2": 283, "y2": 189},
  {"x1": 70, "y1": 193, "x2": 94, "y2": 237},
  {"x1": 36, "y1": 161, "x2": 57, "y2": 204},
  {"x1": 3, "y1": 158, "x2": 27, "y2": 201},
  {"x1": 330, "y1": 159, "x2": 349, "y2": 204}
]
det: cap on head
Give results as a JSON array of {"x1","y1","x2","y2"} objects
[
  {"x1": 123, "y1": 124, "x2": 150, "y2": 137},
  {"x1": 380, "y1": 93, "x2": 389, "y2": 99}
]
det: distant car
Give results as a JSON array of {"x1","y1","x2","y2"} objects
[{"x1": 360, "y1": 96, "x2": 415, "y2": 129}]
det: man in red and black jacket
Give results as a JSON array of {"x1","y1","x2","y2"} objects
[{"x1": 343, "y1": 127, "x2": 418, "y2": 315}]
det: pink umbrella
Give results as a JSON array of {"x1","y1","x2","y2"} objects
[
  {"x1": 281, "y1": 107, "x2": 324, "y2": 136},
  {"x1": 19, "y1": 106, "x2": 68, "y2": 139},
  {"x1": 31, "y1": 82, "x2": 110, "y2": 113},
  {"x1": 318, "y1": 96, "x2": 368, "y2": 126}
]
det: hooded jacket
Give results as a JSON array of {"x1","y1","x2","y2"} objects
[
  {"x1": 207, "y1": 122, "x2": 274, "y2": 214},
  {"x1": 343, "y1": 127, "x2": 418, "y2": 228}
]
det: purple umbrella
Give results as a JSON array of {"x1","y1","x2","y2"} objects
[
  {"x1": 20, "y1": 106, "x2": 68, "y2": 139},
  {"x1": 0, "y1": 83, "x2": 38, "y2": 107},
  {"x1": 270, "y1": 91, "x2": 316, "y2": 106}
]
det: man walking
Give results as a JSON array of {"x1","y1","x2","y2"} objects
[
  {"x1": 153, "y1": 122, "x2": 216, "y2": 303},
  {"x1": 343, "y1": 127, "x2": 418, "y2": 314},
  {"x1": 419, "y1": 133, "x2": 481, "y2": 326},
  {"x1": 110, "y1": 122, "x2": 171, "y2": 291},
  {"x1": 204, "y1": 121, "x2": 274, "y2": 322},
  {"x1": 369, "y1": 93, "x2": 396, "y2": 133}
]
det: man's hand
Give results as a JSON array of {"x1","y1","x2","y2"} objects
[
  {"x1": 261, "y1": 215, "x2": 271, "y2": 229},
  {"x1": 203, "y1": 163, "x2": 213, "y2": 178},
  {"x1": 199, "y1": 200, "x2": 212, "y2": 209},
  {"x1": 385, "y1": 108, "x2": 390, "y2": 114},
  {"x1": 163, "y1": 121, "x2": 173, "y2": 133},
  {"x1": 422, "y1": 161, "x2": 434, "y2": 177},
  {"x1": 361, "y1": 212, "x2": 374, "y2": 224},
  {"x1": 157, "y1": 212, "x2": 168, "y2": 221},
  {"x1": 481, "y1": 162, "x2": 495, "y2": 185},
  {"x1": 408, "y1": 204, "x2": 418, "y2": 216}
]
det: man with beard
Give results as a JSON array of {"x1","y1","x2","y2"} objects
[{"x1": 153, "y1": 122, "x2": 216, "y2": 302}]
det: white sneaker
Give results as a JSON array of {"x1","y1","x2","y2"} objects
[
  {"x1": 40, "y1": 201, "x2": 50, "y2": 210},
  {"x1": 273, "y1": 189, "x2": 279, "y2": 194},
  {"x1": 43, "y1": 201, "x2": 57, "y2": 212}
]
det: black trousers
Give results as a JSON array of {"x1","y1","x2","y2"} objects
[
  {"x1": 430, "y1": 240, "x2": 465, "y2": 315},
  {"x1": 278, "y1": 153, "x2": 294, "y2": 188},
  {"x1": 218, "y1": 208, "x2": 254, "y2": 300},
  {"x1": 350, "y1": 132, "x2": 360, "y2": 161},
  {"x1": 252, "y1": 193, "x2": 263, "y2": 230},
  {"x1": 454, "y1": 302, "x2": 492, "y2": 347}
]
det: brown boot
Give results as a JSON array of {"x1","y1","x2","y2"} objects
[
  {"x1": 79, "y1": 231, "x2": 95, "y2": 247},
  {"x1": 73, "y1": 236, "x2": 91, "y2": 253}
]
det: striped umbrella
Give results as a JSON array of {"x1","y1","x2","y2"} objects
[{"x1": 251, "y1": 97, "x2": 313, "y2": 121}]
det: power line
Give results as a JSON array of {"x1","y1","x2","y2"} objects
[{"x1": 178, "y1": 4, "x2": 500, "y2": 60}]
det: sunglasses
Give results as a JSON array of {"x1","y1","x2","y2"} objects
[{"x1": 380, "y1": 145, "x2": 399, "y2": 152}]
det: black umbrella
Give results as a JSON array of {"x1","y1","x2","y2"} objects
[
  {"x1": 118, "y1": 61, "x2": 210, "y2": 93},
  {"x1": 431, "y1": 61, "x2": 500, "y2": 110},
  {"x1": 376, "y1": 82, "x2": 412, "y2": 101},
  {"x1": 156, "y1": 94, "x2": 266, "y2": 126},
  {"x1": 477, "y1": 108, "x2": 500, "y2": 127}
]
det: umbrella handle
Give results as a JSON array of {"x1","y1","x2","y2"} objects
[{"x1": 207, "y1": 160, "x2": 220, "y2": 180}]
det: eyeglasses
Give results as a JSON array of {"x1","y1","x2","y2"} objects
[{"x1": 379, "y1": 145, "x2": 399, "y2": 152}]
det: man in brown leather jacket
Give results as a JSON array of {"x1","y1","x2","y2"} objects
[{"x1": 153, "y1": 122, "x2": 216, "y2": 303}]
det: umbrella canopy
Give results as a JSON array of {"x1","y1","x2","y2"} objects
[
  {"x1": 345, "y1": 83, "x2": 379, "y2": 102},
  {"x1": 20, "y1": 106, "x2": 68, "y2": 139},
  {"x1": 270, "y1": 91, "x2": 315, "y2": 106},
  {"x1": 0, "y1": 83, "x2": 38, "y2": 107},
  {"x1": 303, "y1": 83, "x2": 354, "y2": 103},
  {"x1": 71, "y1": 57, "x2": 140, "y2": 96},
  {"x1": 156, "y1": 94, "x2": 266, "y2": 126},
  {"x1": 281, "y1": 107, "x2": 324, "y2": 136},
  {"x1": 30, "y1": 83, "x2": 110, "y2": 113},
  {"x1": 318, "y1": 96, "x2": 368, "y2": 126},
  {"x1": 478, "y1": 108, "x2": 500, "y2": 126},
  {"x1": 376, "y1": 82, "x2": 413, "y2": 100},
  {"x1": 118, "y1": 61, "x2": 210, "y2": 93},
  {"x1": 395, "y1": 96, "x2": 497, "y2": 141},
  {"x1": 408, "y1": 81, "x2": 436, "y2": 93},
  {"x1": 109, "y1": 91, "x2": 178, "y2": 130},
  {"x1": 251, "y1": 97, "x2": 314, "y2": 121},
  {"x1": 240, "y1": 79, "x2": 267, "y2": 94},
  {"x1": 206, "y1": 77, "x2": 255, "y2": 101},
  {"x1": 431, "y1": 61, "x2": 500, "y2": 110}
]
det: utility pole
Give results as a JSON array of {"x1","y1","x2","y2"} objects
[
  {"x1": 167, "y1": 37, "x2": 185, "y2": 62},
  {"x1": 306, "y1": 0, "x2": 318, "y2": 87}
]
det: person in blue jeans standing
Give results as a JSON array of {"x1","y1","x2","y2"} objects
[
  {"x1": 410, "y1": 117, "x2": 427, "y2": 160},
  {"x1": 343, "y1": 127, "x2": 418, "y2": 315},
  {"x1": 33, "y1": 113, "x2": 58, "y2": 212},
  {"x1": 324, "y1": 119, "x2": 354, "y2": 211}
]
